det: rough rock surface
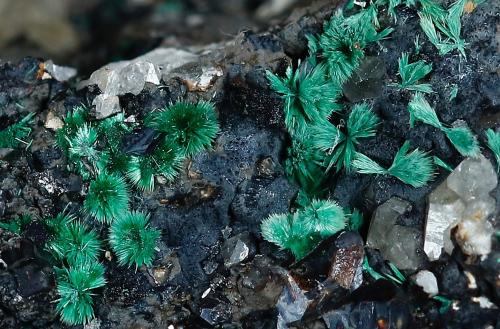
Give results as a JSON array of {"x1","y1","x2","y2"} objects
[{"x1": 0, "y1": 0, "x2": 499, "y2": 328}]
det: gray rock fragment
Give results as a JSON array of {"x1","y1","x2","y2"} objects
[
  {"x1": 322, "y1": 308, "x2": 350, "y2": 329},
  {"x1": 200, "y1": 303, "x2": 232, "y2": 325},
  {"x1": 203, "y1": 260, "x2": 218, "y2": 275},
  {"x1": 235, "y1": 255, "x2": 286, "y2": 317},
  {"x1": 276, "y1": 274, "x2": 311, "y2": 325},
  {"x1": 150, "y1": 252, "x2": 181, "y2": 285},
  {"x1": 43, "y1": 60, "x2": 77, "y2": 82},
  {"x1": 367, "y1": 197, "x2": 423, "y2": 270},
  {"x1": 222, "y1": 232, "x2": 253, "y2": 267}
]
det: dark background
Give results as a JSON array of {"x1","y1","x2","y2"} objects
[{"x1": 0, "y1": 0, "x2": 315, "y2": 75}]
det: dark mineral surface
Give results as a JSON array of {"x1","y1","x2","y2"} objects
[{"x1": 0, "y1": 0, "x2": 499, "y2": 328}]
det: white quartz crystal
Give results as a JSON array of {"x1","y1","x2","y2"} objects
[
  {"x1": 92, "y1": 95, "x2": 121, "y2": 120},
  {"x1": 44, "y1": 60, "x2": 77, "y2": 82},
  {"x1": 44, "y1": 111, "x2": 64, "y2": 130},
  {"x1": 413, "y1": 270, "x2": 439, "y2": 296},
  {"x1": 425, "y1": 155, "x2": 497, "y2": 260},
  {"x1": 447, "y1": 155, "x2": 498, "y2": 202},
  {"x1": 81, "y1": 48, "x2": 198, "y2": 97}
]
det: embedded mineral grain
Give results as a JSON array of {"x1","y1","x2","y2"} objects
[
  {"x1": 425, "y1": 155, "x2": 497, "y2": 260},
  {"x1": 367, "y1": 197, "x2": 423, "y2": 270},
  {"x1": 413, "y1": 270, "x2": 439, "y2": 296}
]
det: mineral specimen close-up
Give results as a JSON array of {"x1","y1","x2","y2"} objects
[{"x1": 0, "y1": 0, "x2": 498, "y2": 328}]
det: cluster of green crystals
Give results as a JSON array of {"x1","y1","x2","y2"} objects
[
  {"x1": 263, "y1": 0, "x2": 489, "y2": 260},
  {"x1": 46, "y1": 100, "x2": 219, "y2": 325}
]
